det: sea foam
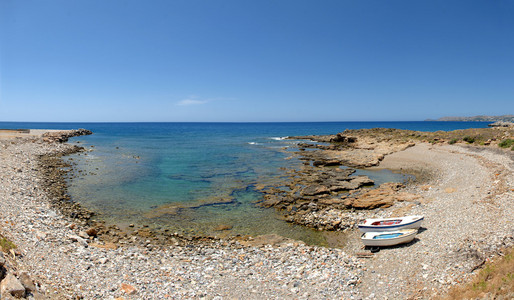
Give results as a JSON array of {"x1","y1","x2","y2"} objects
[{"x1": 270, "y1": 136, "x2": 288, "y2": 141}]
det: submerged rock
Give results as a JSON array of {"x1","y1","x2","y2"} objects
[{"x1": 214, "y1": 224, "x2": 233, "y2": 231}]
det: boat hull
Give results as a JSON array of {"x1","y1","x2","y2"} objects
[
  {"x1": 358, "y1": 216, "x2": 424, "y2": 232},
  {"x1": 361, "y1": 229, "x2": 418, "y2": 247}
]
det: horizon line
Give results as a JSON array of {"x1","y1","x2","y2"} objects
[{"x1": 0, "y1": 120, "x2": 467, "y2": 124}]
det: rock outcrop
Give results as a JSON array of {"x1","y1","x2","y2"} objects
[
  {"x1": 488, "y1": 121, "x2": 514, "y2": 128},
  {"x1": 42, "y1": 128, "x2": 92, "y2": 143},
  {"x1": 343, "y1": 182, "x2": 422, "y2": 209},
  {"x1": 292, "y1": 133, "x2": 415, "y2": 168},
  {"x1": 258, "y1": 129, "x2": 429, "y2": 231},
  {"x1": 259, "y1": 166, "x2": 374, "y2": 211}
]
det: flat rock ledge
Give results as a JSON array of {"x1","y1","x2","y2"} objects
[{"x1": 259, "y1": 132, "x2": 421, "y2": 231}]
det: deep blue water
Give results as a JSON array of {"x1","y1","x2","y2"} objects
[{"x1": 0, "y1": 121, "x2": 490, "y2": 245}]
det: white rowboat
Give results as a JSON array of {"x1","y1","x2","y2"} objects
[
  {"x1": 358, "y1": 215, "x2": 424, "y2": 232},
  {"x1": 361, "y1": 229, "x2": 418, "y2": 247}
]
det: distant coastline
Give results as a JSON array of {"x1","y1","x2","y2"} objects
[{"x1": 426, "y1": 114, "x2": 514, "y2": 122}]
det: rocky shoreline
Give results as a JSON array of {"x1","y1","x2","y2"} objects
[
  {"x1": 256, "y1": 127, "x2": 513, "y2": 298},
  {"x1": 257, "y1": 129, "x2": 428, "y2": 232},
  {"x1": 0, "y1": 130, "x2": 363, "y2": 299},
  {"x1": 0, "y1": 127, "x2": 512, "y2": 299}
]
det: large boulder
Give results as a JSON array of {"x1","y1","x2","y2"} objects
[
  {"x1": 19, "y1": 271, "x2": 37, "y2": 292},
  {"x1": 1, "y1": 273, "x2": 26, "y2": 298}
]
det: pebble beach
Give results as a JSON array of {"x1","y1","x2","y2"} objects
[
  {"x1": 354, "y1": 144, "x2": 514, "y2": 299},
  {"x1": 0, "y1": 133, "x2": 363, "y2": 299},
  {"x1": 0, "y1": 129, "x2": 513, "y2": 299}
]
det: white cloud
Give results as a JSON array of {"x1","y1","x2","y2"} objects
[{"x1": 176, "y1": 99, "x2": 208, "y2": 106}]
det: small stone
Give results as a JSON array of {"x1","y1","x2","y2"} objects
[
  {"x1": 120, "y1": 283, "x2": 137, "y2": 295},
  {"x1": 68, "y1": 234, "x2": 88, "y2": 247},
  {"x1": 35, "y1": 230, "x2": 47, "y2": 240},
  {"x1": 86, "y1": 227, "x2": 98, "y2": 237},
  {"x1": 445, "y1": 187, "x2": 457, "y2": 193},
  {"x1": 0, "y1": 252, "x2": 5, "y2": 267},
  {"x1": 78, "y1": 231, "x2": 89, "y2": 239},
  {"x1": 68, "y1": 234, "x2": 82, "y2": 242},
  {"x1": 99, "y1": 257, "x2": 109, "y2": 264}
]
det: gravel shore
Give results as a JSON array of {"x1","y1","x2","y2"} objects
[
  {"x1": 353, "y1": 143, "x2": 514, "y2": 299},
  {"x1": 0, "y1": 136, "x2": 362, "y2": 299},
  {"x1": 0, "y1": 133, "x2": 513, "y2": 299}
]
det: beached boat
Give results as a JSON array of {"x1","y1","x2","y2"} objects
[
  {"x1": 361, "y1": 229, "x2": 418, "y2": 247},
  {"x1": 358, "y1": 215, "x2": 424, "y2": 232}
]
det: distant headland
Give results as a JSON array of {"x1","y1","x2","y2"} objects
[{"x1": 425, "y1": 115, "x2": 514, "y2": 122}]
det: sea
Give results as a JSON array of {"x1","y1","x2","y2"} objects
[{"x1": 0, "y1": 121, "x2": 490, "y2": 246}]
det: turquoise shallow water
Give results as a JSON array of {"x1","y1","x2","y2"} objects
[{"x1": 0, "y1": 121, "x2": 490, "y2": 245}]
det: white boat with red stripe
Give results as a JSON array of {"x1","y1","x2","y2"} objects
[{"x1": 358, "y1": 215, "x2": 424, "y2": 233}]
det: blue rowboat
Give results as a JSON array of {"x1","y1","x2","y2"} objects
[{"x1": 361, "y1": 229, "x2": 418, "y2": 247}]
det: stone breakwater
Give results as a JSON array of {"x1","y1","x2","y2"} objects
[
  {"x1": 0, "y1": 131, "x2": 363, "y2": 299},
  {"x1": 41, "y1": 128, "x2": 93, "y2": 143}
]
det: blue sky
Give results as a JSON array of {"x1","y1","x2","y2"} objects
[{"x1": 1, "y1": 1, "x2": 513, "y2": 122}]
